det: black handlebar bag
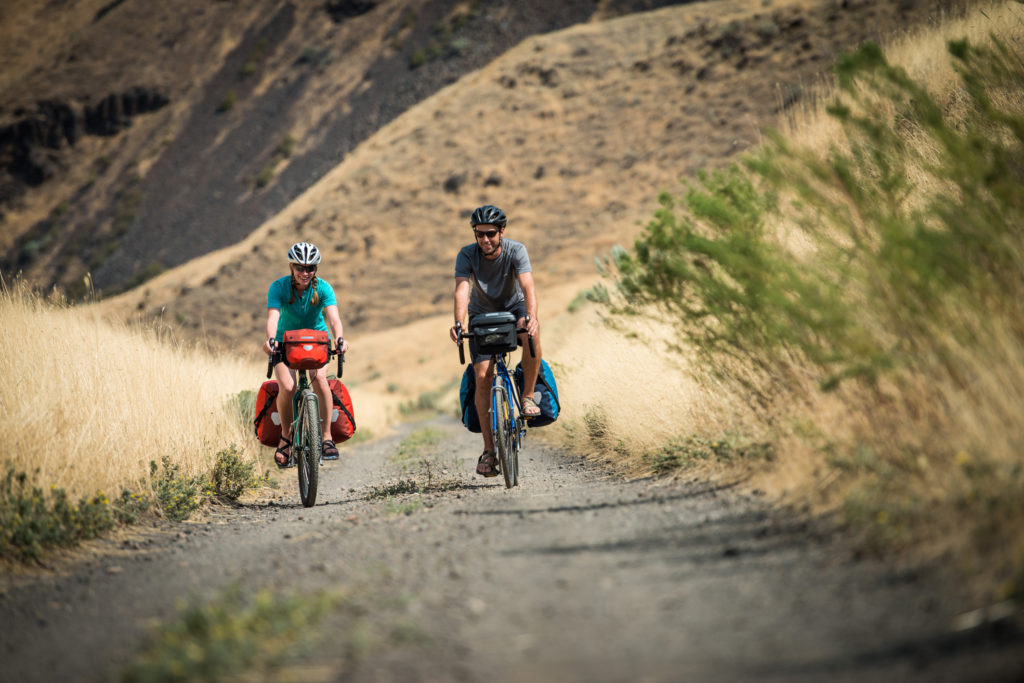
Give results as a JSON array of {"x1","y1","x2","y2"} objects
[{"x1": 469, "y1": 311, "x2": 518, "y2": 356}]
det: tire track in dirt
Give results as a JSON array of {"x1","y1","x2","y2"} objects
[{"x1": 1, "y1": 416, "x2": 1021, "y2": 682}]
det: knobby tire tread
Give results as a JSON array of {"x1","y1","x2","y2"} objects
[
  {"x1": 494, "y1": 387, "x2": 515, "y2": 489},
  {"x1": 298, "y1": 392, "x2": 320, "y2": 507}
]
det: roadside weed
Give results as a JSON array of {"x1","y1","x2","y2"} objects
[
  {"x1": 116, "y1": 586, "x2": 340, "y2": 683},
  {"x1": 648, "y1": 434, "x2": 774, "y2": 475},
  {"x1": 0, "y1": 466, "x2": 115, "y2": 564}
]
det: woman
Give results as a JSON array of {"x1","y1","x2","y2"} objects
[{"x1": 262, "y1": 242, "x2": 349, "y2": 467}]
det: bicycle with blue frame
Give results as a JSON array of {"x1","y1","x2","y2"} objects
[
  {"x1": 267, "y1": 335, "x2": 344, "y2": 507},
  {"x1": 456, "y1": 312, "x2": 535, "y2": 489}
]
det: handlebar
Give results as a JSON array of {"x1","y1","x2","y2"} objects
[
  {"x1": 455, "y1": 317, "x2": 535, "y2": 366},
  {"x1": 266, "y1": 339, "x2": 345, "y2": 379}
]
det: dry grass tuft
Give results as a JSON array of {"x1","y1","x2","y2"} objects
[{"x1": 0, "y1": 278, "x2": 262, "y2": 499}]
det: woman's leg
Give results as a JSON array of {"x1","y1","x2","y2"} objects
[{"x1": 312, "y1": 367, "x2": 333, "y2": 442}]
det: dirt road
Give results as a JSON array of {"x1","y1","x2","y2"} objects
[{"x1": 1, "y1": 417, "x2": 1021, "y2": 682}]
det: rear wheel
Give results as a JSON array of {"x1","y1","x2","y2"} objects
[
  {"x1": 494, "y1": 387, "x2": 516, "y2": 489},
  {"x1": 297, "y1": 392, "x2": 321, "y2": 507}
]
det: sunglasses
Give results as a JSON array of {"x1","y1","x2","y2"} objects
[
  {"x1": 473, "y1": 228, "x2": 500, "y2": 239},
  {"x1": 293, "y1": 265, "x2": 317, "y2": 273}
]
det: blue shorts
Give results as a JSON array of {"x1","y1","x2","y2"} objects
[{"x1": 468, "y1": 302, "x2": 527, "y2": 365}]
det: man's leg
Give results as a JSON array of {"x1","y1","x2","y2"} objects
[
  {"x1": 474, "y1": 359, "x2": 495, "y2": 453},
  {"x1": 517, "y1": 322, "x2": 542, "y2": 404}
]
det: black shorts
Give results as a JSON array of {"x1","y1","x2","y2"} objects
[{"x1": 468, "y1": 302, "x2": 527, "y2": 364}]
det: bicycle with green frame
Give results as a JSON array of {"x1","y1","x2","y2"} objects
[
  {"x1": 266, "y1": 336, "x2": 344, "y2": 507},
  {"x1": 456, "y1": 312, "x2": 535, "y2": 489}
]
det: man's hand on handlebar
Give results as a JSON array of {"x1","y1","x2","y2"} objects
[
  {"x1": 450, "y1": 323, "x2": 463, "y2": 344},
  {"x1": 525, "y1": 315, "x2": 539, "y2": 339}
]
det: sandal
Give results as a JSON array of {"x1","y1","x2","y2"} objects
[
  {"x1": 476, "y1": 450, "x2": 500, "y2": 478},
  {"x1": 274, "y1": 436, "x2": 292, "y2": 469},
  {"x1": 322, "y1": 439, "x2": 339, "y2": 460},
  {"x1": 522, "y1": 394, "x2": 541, "y2": 418}
]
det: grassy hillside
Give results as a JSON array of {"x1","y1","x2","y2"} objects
[{"x1": 602, "y1": 0, "x2": 1024, "y2": 601}]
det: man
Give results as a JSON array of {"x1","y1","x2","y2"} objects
[{"x1": 449, "y1": 204, "x2": 542, "y2": 477}]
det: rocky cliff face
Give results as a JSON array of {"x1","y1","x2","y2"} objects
[{"x1": 1, "y1": 86, "x2": 168, "y2": 196}]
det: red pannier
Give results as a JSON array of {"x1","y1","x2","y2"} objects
[
  {"x1": 328, "y1": 378, "x2": 356, "y2": 443},
  {"x1": 283, "y1": 328, "x2": 329, "y2": 369},
  {"x1": 254, "y1": 380, "x2": 282, "y2": 447},
  {"x1": 253, "y1": 379, "x2": 356, "y2": 446}
]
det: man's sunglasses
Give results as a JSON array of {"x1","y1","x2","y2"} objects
[
  {"x1": 293, "y1": 264, "x2": 317, "y2": 273},
  {"x1": 473, "y1": 228, "x2": 500, "y2": 239}
]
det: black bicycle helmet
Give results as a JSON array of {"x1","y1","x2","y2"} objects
[
  {"x1": 470, "y1": 205, "x2": 507, "y2": 229},
  {"x1": 287, "y1": 242, "x2": 321, "y2": 266}
]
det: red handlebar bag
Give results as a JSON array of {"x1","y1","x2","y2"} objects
[{"x1": 283, "y1": 329, "x2": 329, "y2": 369}]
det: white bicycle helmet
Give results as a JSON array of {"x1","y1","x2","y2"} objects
[{"x1": 287, "y1": 242, "x2": 321, "y2": 266}]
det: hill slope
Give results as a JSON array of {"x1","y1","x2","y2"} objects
[
  {"x1": 0, "y1": 0, "x2": 703, "y2": 298},
  {"x1": 94, "y1": 0, "x2": 974, "y2": 347}
]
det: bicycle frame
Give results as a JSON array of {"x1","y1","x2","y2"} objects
[
  {"x1": 490, "y1": 355, "x2": 525, "y2": 448},
  {"x1": 266, "y1": 339, "x2": 344, "y2": 507},
  {"x1": 456, "y1": 318, "x2": 535, "y2": 488}
]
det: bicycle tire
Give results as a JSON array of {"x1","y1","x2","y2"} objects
[
  {"x1": 297, "y1": 392, "x2": 321, "y2": 507},
  {"x1": 494, "y1": 386, "x2": 516, "y2": 489},
  {"x1": 510, "y1": 416, "x2": 522, "y2": 487}
]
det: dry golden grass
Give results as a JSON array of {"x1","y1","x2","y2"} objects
[
  {"x1": 0, "y1": 279, "x2": 263, "y2": 499},
  {"x1": 710, "y1": 0, "x2": 1024, "y2": 597}
]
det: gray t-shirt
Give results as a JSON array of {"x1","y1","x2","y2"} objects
[{"x1": 454, "y1": 238, "x2": 533, "y2": 315}]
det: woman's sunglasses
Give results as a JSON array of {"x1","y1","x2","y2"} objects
[{"x1": 293, "y1": 265, "x2": 317, "y2": 273}]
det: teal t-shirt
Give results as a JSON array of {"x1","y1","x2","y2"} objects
[{"x1": 267, "y1": 276, "x2": 337, "y2": 341}]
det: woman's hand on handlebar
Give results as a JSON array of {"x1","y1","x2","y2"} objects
[
  {"x1": 336, "y1": 337, "x2": 349, "y2": 354},
  {"x1": 263, "y1": 338, "x2": 277, "y2": 356}
]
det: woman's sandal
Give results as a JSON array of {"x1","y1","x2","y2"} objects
[
  {"x1": 522, "y1": 394, "x2": 541, "y2": 418},
  {"x1": 274, "y1": 436, "x2": 292, "y2": 469},
  {"x1": 476, "y1": 450, "x2": 499, "y2": 477},
  {"x1": 322, "y1": 439, "x2": 339, "y2": 460}
]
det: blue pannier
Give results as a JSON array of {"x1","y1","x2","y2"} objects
[{"x1": 514, "y1": 359, "x2": 560, "y2": 427}]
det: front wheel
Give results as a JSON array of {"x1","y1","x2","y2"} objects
[
  {"x1": 297, "y1": 392, "x2": 321, "y2": 507},
  {"x1": 493, "y1": 387, "x2": 516, "y2": 489}
]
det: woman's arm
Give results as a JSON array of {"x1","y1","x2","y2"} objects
[
  {"x1": 323, "y1": 304, "x2": 348, "y2": 353},
  {"x1": 263, "y1": 308, "x2": 281, "y2": 356}
]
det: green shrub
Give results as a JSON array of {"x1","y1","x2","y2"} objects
[
  {"x1": 113, "y1": 488, "x2": 152, "y2": 525},
  {"x1": 209, "y1": 446, "x2": 260, "y2": 502},
  {"x1": 117, "y1": 586, "x2": 339, "y2": 682},
  {"x1": 216, "y1": 90, "x2": 236, "y2": 113},
  {"x1": 229, "y1": 389, "x2": 256, "y2": 431},
  {"x1": 0, "y1": 466, "x2": 115, "y2": 564},
  {"x1": 612, "y1": 38, "x2": 1024, "y2": 392},
  {"x1": 151, "y1": 457, "x2": 204, "y2": 522}
]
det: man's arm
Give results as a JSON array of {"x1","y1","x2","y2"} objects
[
  {"x1": 450, "y1": 277, "x2": 471, "y2": 343},
  {"x1": 517, "y1": 271, "x2": 540, "y2": 338}
]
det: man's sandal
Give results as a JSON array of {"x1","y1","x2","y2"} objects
[
  {"x1": 522, "y1": 394, "x2": 541, "y2": 418},
  {"x1": 476, "y1": 450, "x2": 499, "y2": 477},
  {"x1": 274, "y1": 436, "x2": 292, "y2": 469},
  {"x1": 322, "y1": 439, "x2": 339, "y2": 460}
]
